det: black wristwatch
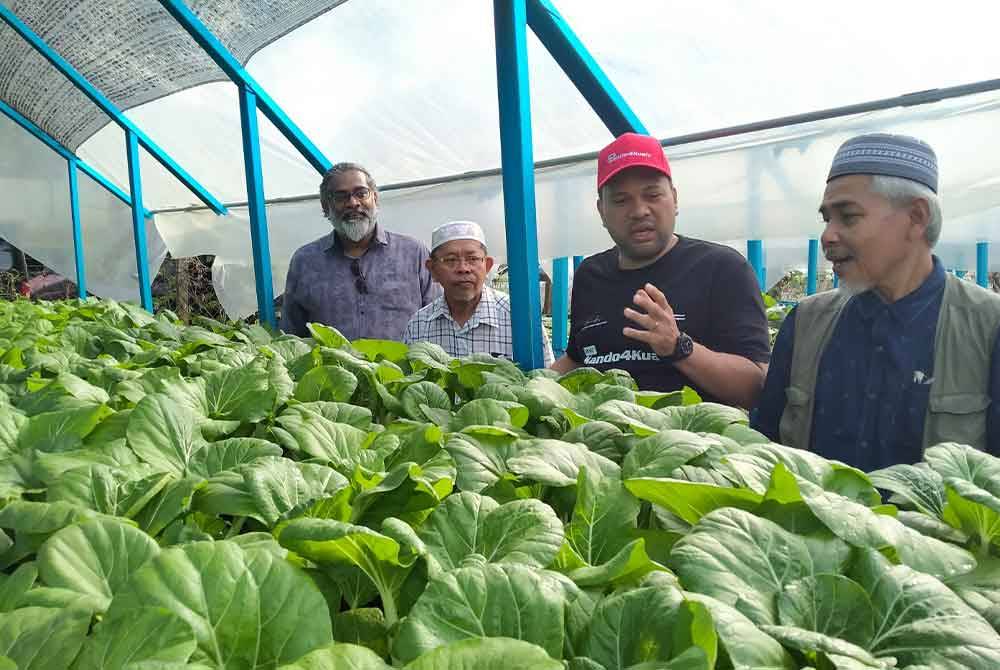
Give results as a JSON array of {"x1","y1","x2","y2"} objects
[{"x1": 661, "y1": 332, "x2": 694, "y2": 363}]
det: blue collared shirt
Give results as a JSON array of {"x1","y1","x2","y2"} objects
[
  {"x1": 752, "y1": 258, "x2": 1000, "y2": 471},
  {"x1": 280, "y1": 226, "x2": 441, "y2": 341}
]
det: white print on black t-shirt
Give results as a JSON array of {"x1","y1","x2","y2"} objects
[{"x1": 584, "y1": 349, "x2": 660, "y2": 365}]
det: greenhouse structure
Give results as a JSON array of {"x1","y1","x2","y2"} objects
[{"x1": 4, "y1": 1, "x2": 1000, "y2": 669}]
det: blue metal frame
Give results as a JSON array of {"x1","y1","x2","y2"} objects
[
  {"x1": 573, "y1": 255, "x2": 583, "y2": 271},
  {"x1": 125, "y1": 130, "x2": 153, "y2": 311},
  {"x1": 747, "y1": 239, "x2": 765, "y2": 290},
  {"x1": 806, "y1": 239, "x2": 818, "y2": 295},
  {"x1": 0, "y1": 4, "x2": 226, "y2": 215},
  {"x1": 0, "y1": 99, "x2": 147, "y2": 215},
  {"x1": 526, "y1": 0, "x2": 648, "y2": 136},
  {"x1": 67, "y1": 159, "x2": 87, "y2": 298},
  {"x1": 979, "y1": 241, "x2": 991, "y2": 288},
  {"x1": 238, "y1": 85, "x2": 276, "y2": 328},
  {"x1": 494, "y1": 0, "x2": 546, "y2": 369},
  {"x1": 551, "y1": 257, "x2": 569, "y2": 357},
  {"x1": 157, "y1": 0, "x2": 332, "y2": 176}
]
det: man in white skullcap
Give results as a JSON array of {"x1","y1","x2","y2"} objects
[
  {"x1": 403, "y1": 221, "x2": 554, "y2": 365},
  {"x1": 753, "y1": 132, "x2": 1000, "y2": 470}
]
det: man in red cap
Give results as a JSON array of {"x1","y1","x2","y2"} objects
[{"x1": 550, "y1": 133, "x2": 770, "y2": 407}]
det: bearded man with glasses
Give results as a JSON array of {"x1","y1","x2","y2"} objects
[
  {"x1": 403, "y1": 221, "x2": 554, "y2": 365},
  {"x1": 280, "y1": 162, "x2": 440, "y2": 340}
]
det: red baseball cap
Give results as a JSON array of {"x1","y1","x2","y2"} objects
[{"x1": 597, "y1": 132, "x2": 671, "y2": 189}]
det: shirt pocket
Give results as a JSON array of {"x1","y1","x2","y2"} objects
[
  {"x1": 778, "y1": 385, "x2": 812, "y2": 449},
  {"x1": 375, "y1": 279, "x2": 421, "y2": 314},
  {"x1": 925, "y1": 392, "x2": 991, "y2": 450}
]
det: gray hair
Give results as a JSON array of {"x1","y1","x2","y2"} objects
[
  {"x1": 319, "y1": 162, "x2": 378, "y2": 210},
  {"x1": 869, "y1": 174, "x2": 942, "y2": 247}
]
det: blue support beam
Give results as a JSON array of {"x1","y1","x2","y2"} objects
[
  {"x1": 125, "y1": 130, "x2": 153, "y2": 311},
  {"x1": 832, "y1": 273, "x2": 839, "y2": 289},
  {"x1": 747, "y1": 239, "x2": 765, "y2": 291},
  {"x1": 573, "y1": 255, "x2": 583, "y2": 271},
  {"x1": 67, "y1": 159, "x2": 87, "y2": 298},
  {"x1": 0, "y1": 4, "x2": 226, "y2": 215},
  {"x1": 978, "y1": 241, "x2": 991, "y2": 288},
  {"x1": 238, "y1": 85, "x2": 276, "y2": 328},
  {"x1": 806, "y1": 238, "x2": 818, "y2": 295},
  {"x1": 551, "y1": 257, "x2": 569, "y2": 357},
  {"x1": 526, "y1": 0, "x2": 647, "y2": 136},
  {"x1": 494, "y1": 0, "x2": 546, "y2": 370},
  {"x1": 157, "y1": 0, "x2": 332, "y2": 176},
  {"x1": 0, "y1": 99, "x2": 148, "y2": 215}
]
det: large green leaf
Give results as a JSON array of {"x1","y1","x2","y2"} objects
[
  {"x1": 18, "y1": 403, "x2": 114, "y2": 453},
  {"x1": 565, "y1": 538, "x2": 670, "y2": 589},
  {"x1": 197, "y1": 458, "x2": 349, "y2": 527},
  {"x1": 187, "y1": 437, "x2": 283, "y2": 478},
  {"x1": 72, "y1": 607, "x2": 197, "y2": 670},
  {"x1": 16, "y1": 372, "x2": 110, "y2": 415},
  {"x1": 419, "y1": 491, "x2": 564, "y2": 575},
  {"x1": 506, "y1": 439, "x2": 619, "y2": 487},
  {"x1": 670, "y1": 507, "x2": 816, "y2": 626},
  {"x1": 291, "y1": 401, "x2": 373, "y2": 430},
  {"x1": 271, "y1": 405, "x2": 370, "y2": 471},
  {"x1": 580, "y1": 586, "x2": 717, "y2": 670},
  {"x1": 594, "y1": 399, "x2": 671, "y2": 435},
  {"x1": 626, "y1": 477, "x2": 763, "y2": 525},
  {"x1": 760, "y1": 625, "x2": 888, "y2": 669},
  {"x1": 277, "y1": 518, "x2": 417, "y2": 627},
  {"x1": 561, "y1": 421, "x2": 625, "y2": 463},
  {"x1": 942, "y1": 478, "x2": 1000, "y2": 550},
  {"x1": 402, "y1": 637, "x2": 562, "y2": 670},
  {"x1": 392, "y1": 563, "x2": 567, "y2": 663},
  {"x1": 443, "y1": 432, "x2": 521, "y2": 493},
  {"x1": 945, "y1": 556, "x2": 1000, "y2": 630},
  {"x1": 850, "y1": 548, "x2": 1000, "y2": 668},
  {"x1": 683, "y1": 592, "x2": 796, "y2": 670},
  {"x1": 104, "y1": 540, "x2": 333, "y2": 669},
  {"x1": 37, "y1": 518, "x2": 160, "y2": 612},
  {"x1": 925, "y1": 442, "x2": 1000, "y2": 497},
  {"x1": 777, "y1": 574, "x2": 876, "y2": 647},
  {"x1": 868, "y1": 463, "x2": 945, "y2": 517},
  {"x1": 621, "y1": 430, "x2": 717, "y2": 479},
  {"x1": 204, "y1": 361, "x2": 277, "y2": 422},
  {"x1": 0, "y1": 563, "x2": 37, "y2": 612},
  {"x1": 295, "y1": 365, "x2": 360, "y2": 403},
  {"x1": 277, "y1": 642, "x2": 390, "y2": 670},
  {"x1": 566, "y1": 469, "x2": 639, "y2": 566},
  {"x1": 400, "y1": 381, "x2": 452, "y2": 422},
  {"x1": 349, "y1": 455, "x2": 454, "y2": 527},
  {"x1": 126, "y1": 393, "x2": 203, "y2": 476},
  {"x1": 0, "y1": 606, "x2": 90, "y2": 670},
  {"x1": 406, "y1": 342, "x2": 453, "y2": 372},
  {"x1": 0, "y1": 409, "x2": 26, "y2": 456},
  {"x1": 658, "y1": 402, "x2": 747, "y2": 433}
]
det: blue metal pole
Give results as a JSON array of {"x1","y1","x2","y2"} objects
[
  {"x1": 0, "y1": 4, "x2": 226, "y2": 214},
  {"x1": 551, "y1": 257, "x2": 569, "y2": 357},
  {"x1": 0, "y1": 99, "x2": 147, "y2": 215},
  {"x1": 978, "y1": 241, "x2": 990, "y2": 288},
  {"x1": 526, "y1": 0, "x2": 647, "y2": 136},
  {"x1": 573, "y1": 255, "x2": 583, "y2": 271},
  {"x1": 494, "y1": 0, "x2": 545, "y2": 369},
  {"x1": 747, "y1": 239, "x2": 765, "y2": 291},
  {"x1": 806, "y1": 238, "x2": 818, "y2": 295},
  {"x1": 238, "y1": 85, "x2": 276, "y2": 329},
  {"x1": 157, "y1": 0, "x2": 332, "y2": 175},
  {"x1": 67, "y1": 159, "x2": 87, "y2": 299},
  {"x1": 832, "y1": 273, "x2": 839, "y2": 289},
  {"x1": 955, "y1": 270, "x2": 967, "y2": 278},
  {"x1": 125, "y1": 130, "x2": 153, "y2": 311}
]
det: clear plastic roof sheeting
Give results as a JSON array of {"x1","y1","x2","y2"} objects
[{"x1": 2, "y1": 0, "x2": 1000, "y2": 316}]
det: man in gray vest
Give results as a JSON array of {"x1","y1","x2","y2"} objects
[{"x1": 752, "y1": 133, "x2": 1000, "y2": 471}]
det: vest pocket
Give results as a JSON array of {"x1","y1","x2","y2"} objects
[
  {"x1": 926, "y1": 392, "x2": 990, "y2": 450},
  {"x1": 778, "y1": 385, "x2": 812, "y2": 450}
]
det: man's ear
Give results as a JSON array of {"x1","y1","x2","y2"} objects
[
  {"x1": 908, "y1": 198, "x2": 931, "y2": 240},
  {"x1": 672, "y1": 185, "x2": 679, "y2": 214},
  {"x1": 596, "y1": 196, "x2": 608, "y2": 229},
  {"x1": 425, "y1": 257, "x2": 434, "y2": 273},
  {"x1": 485, "y1": 256, "x2": 495, "y2": 274}
]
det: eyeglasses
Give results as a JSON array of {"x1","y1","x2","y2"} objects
[
  {"x1": 435, "y1": 255, "x2": 486, "y2": 270},
  {"x1": 351, "y1": 258, "x2": 368, "y2": 294},
  {"x1": 331, "y1": 187, "x2": 372, "y2": 205}
]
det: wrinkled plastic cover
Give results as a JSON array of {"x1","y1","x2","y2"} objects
[{"x1": 0, "y1": 0, "x2": 347, "y2": 150}]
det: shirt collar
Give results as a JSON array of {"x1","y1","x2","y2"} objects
[
  {"x1": 431, "y1": 286, "x2": 502, "y2": 328},
  {"x1": 854, "y1": 255, "x2": 945, "y2": 322},
  {"x1": 324, "y1": 224, "x2": 389, "y2": 253}
]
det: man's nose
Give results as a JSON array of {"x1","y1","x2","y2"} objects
[{"x1": 820, "y1": 222, "x2": 838, "y2": 249}]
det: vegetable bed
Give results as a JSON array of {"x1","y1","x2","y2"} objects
[{"x1": 1, "y1": 298, "x2": 1000, "y2": 669}]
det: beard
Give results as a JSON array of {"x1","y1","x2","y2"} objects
[{"x1": 330, "y1": 208, "x2": 377, "y2": 242}]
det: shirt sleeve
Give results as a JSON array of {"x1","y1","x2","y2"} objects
[
  {"x1": 279, "y1": 255, "x2": 310, "y2": 337},
  {"x1": 987, "y1": 328, "x2": 1000, "y2": 456},
  {"x1": 402, "y1": 316, "x2": 417, "y2": 345},
  {"x1": 706, "y1": 252, "x2": 772, "y2": 363},
  {"x1": 750, "y1": 307, "x2": 796, "y2": 441},
  {"x1": 417, "y1": 243, "x2": 441, "y2": 307}
]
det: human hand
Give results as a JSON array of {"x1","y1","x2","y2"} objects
[{"x1": 623, "y1": 283, "x2": 680, "y2": 357}]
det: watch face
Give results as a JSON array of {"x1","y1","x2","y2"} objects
[{"x1": 678, "y1": 333, "x2": 694, "y2": 357}]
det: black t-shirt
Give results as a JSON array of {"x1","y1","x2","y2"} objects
[{"x1": 566, "y1": 236, "x2": 771, "y2": 397}]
